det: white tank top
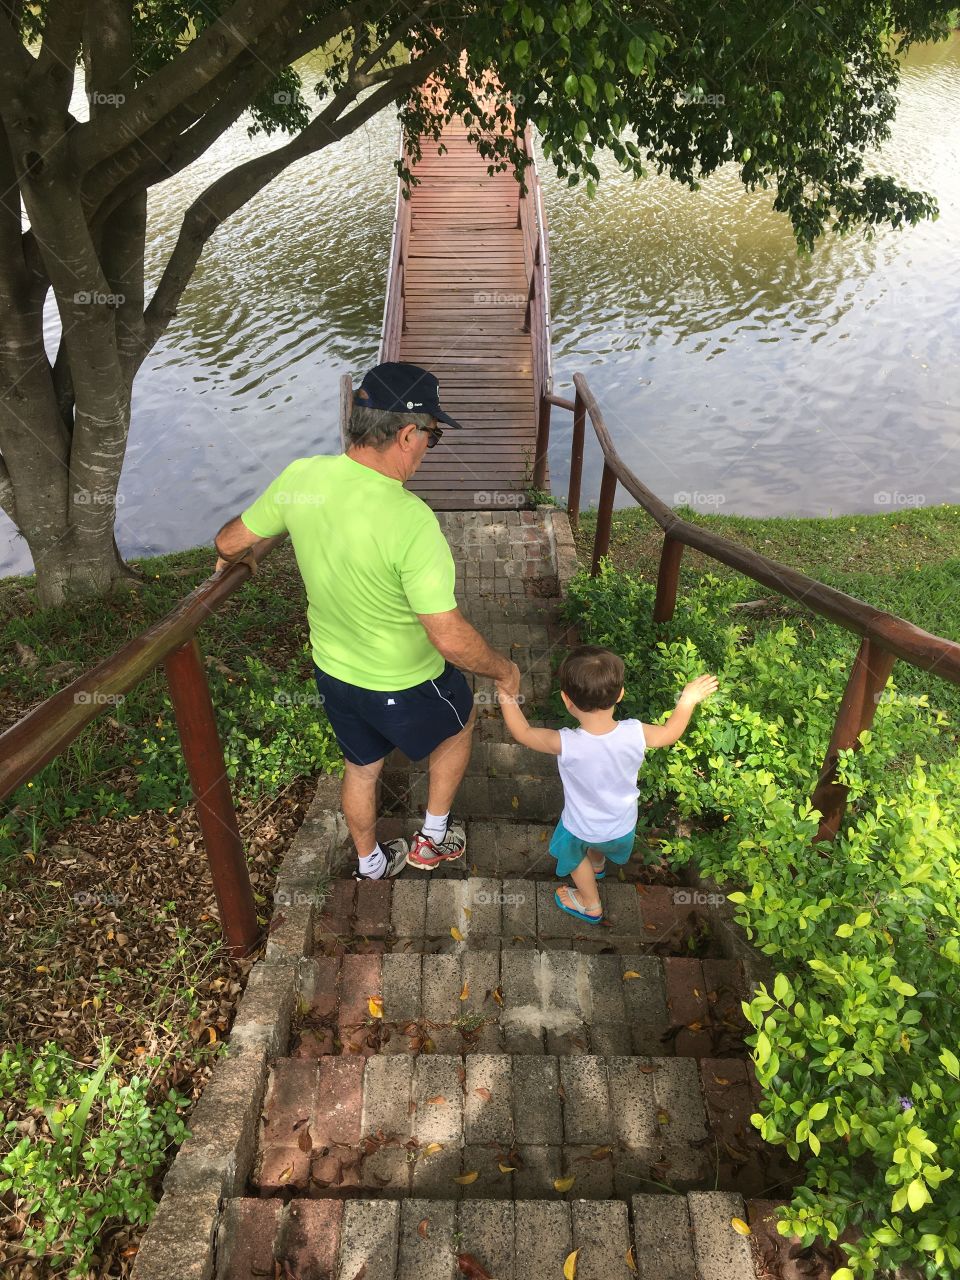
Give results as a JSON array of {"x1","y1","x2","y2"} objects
[{"x1": 557, "y1": 718, "x2": 647, "y2": 842}]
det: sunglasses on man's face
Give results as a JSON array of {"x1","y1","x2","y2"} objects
[{"x1": 418, "y1": 424, "x2": 444, "y2": 449}]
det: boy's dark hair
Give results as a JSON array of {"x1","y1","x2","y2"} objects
[{"x1": 558, "y1": 645, "x2": 625, "y2": 712}]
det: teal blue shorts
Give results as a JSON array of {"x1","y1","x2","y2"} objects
[{"x1": 548, "y1": 819, "x2": 637, "y2": 878}]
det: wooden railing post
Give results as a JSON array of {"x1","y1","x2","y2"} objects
[
  {"x1": 812, "y1": 638, "x2": 897, "y2": 842},
  {"x1": 532, "y1": 394, "x2": 551, "y2": 490},
  {"x1": 165, "y1": 637, "x2": 260, "y2": 955},
  {"x1": 591, "y1": 461, "x2": 617, "y2": 576},
  {"x1": 567, "y1": 389, "x2": 586, "y2": 534},
  {"x1": 653, "y1": 535, "x2": 684, "y2": 622}
]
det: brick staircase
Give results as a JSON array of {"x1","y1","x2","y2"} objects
[{"x1": 133, "y1": 512, "x2": 811, "y2": 1280}]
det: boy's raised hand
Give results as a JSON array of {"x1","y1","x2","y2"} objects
[{"x1": 678, "y1": 674, "x2": 719, "y2": 706}]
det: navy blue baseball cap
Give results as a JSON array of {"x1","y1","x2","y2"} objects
[{"x1": 357, "y1": 362, "x2": 463, "y2": 429}]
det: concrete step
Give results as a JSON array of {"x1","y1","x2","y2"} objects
[
  {"x1": 217, "y1": 1191, "x2": 767, "y2": 1279},
  {"x1": 251, "y1": 1052, "x2": 789, "y2": 1200},
  {"x1": 293, "y1": 949, "x2": 749, "y2": 1059},
  {"x1": 217, "y1": 1191, "x2": 766, "y2": 1280},
  {"x1": 313, "y1": 876, "x2": 725, "y2": 956}
]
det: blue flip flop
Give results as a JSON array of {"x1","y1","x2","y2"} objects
[{"x1": 554, "y1": 888, "x2": 604, "y2": 925}]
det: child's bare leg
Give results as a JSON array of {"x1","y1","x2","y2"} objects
[
  {"x1": 587, "y1": 846, "x2": 605, "y2": 875},
  {"x1": 557, "y1": 856, "x2": 602, "y2": 915}
]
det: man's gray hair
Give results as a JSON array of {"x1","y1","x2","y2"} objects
[{"x1": 347, "y1": 403, "x2": 436, "y2": 451}]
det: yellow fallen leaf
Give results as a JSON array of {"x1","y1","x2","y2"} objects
[
  {"x1": 554, "y1": 1175, "x2": 576, "y2": 1193},
  {"x1": 422, "y1": 1142, "x2": 444, "y2": 1156},
  {"x1": 498, "y1": 1162, "x2": 517, "y2": 1172},
  {"x1": 207, "y1": 1027, "x2": 217, "y2": 1043},
  {"x1": 425, "y1": 1095, "x2": 447, "y2": 1105},
  {"x1": 625, "y1": 1244, "x2": 637, "y2": 1273},
  {"x1": 368, "y1": 996, "x2": 384, "y2": 1018},
  {"x1": 493, "y1": 986, "x2": 504, "y2": 1006},
  {"x1": 454, "y1": 1170, "x2": 479, "y2": 1184},
  {"x1": 24, "y1": 852, "x2": 35, "y2": 863},
  {"x1": 451, "y1": 926, "x2": 465, "y2": 942},
  {"x1": 622, "y1": 971, "x2": 642, "y2": 980},
  {"x1": 563, "y1": 1248, "x2": 579, "y2": 1279},
  {"x1": 421, "y1": 1036, "x2": 436, "y2": 1053},
  {"x1": 417, "y1": 1218, "x2": 429, "y2": 1239},
  {"x1": 277, "y1": 1163, "x2": 294, "y2": 1183},
  {"x1": 459, "y1": 981, "x2": 470, "y2": 1001},
  {"x1": 35, "y1": 965, "x2": 48, "y2": 973},
  {"x1": 462, "y1": 907, "x2": 472, "y2": 920},
  {"x1": 731, "y1": 1217, "x2": 751, "y2": 1236},
  {"x1": 657, "y1": 1109, "x2": 670, "y2": 1125},
  {"x1": 511, "y1": 795, "x2": 519, "y2": 809}
]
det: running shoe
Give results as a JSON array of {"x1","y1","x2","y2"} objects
[
  {"x1": 352, "y1": 837, "x2": 409, "y2": 880},
  {"x1": 407, "y1": 816, "x2": 467, "y2": 870}
]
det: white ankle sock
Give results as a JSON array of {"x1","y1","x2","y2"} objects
[
  {"x1": 422, "y1": 809, "x2": 449, "y2": 842},
  {"x1": 358, "y1": 845, "x2": 387, "y2": 878}
]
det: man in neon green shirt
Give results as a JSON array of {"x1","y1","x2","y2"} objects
[{"x1": 214, "y1": 362, "x2": 521, "y2": 881}]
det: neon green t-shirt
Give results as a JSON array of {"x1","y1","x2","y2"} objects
[{"x1": 240, "y1": 453, "x2": 456, "y2": 690}]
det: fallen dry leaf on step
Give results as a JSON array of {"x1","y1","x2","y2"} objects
[
  {"x1": 731, "y1": 1217, "x2": 752, "y2": 1236},
  {"x1": 498, "y1": 1162, "x2": 517, "y2": 1172},
  {"x1": 625, "y1": 1244, "x2": 637, "y2": 1273},
  {"x1": 417, "y1": 1218, "x2": 430, "y2": 1239},
  {"x1": 563, "y1": 1248, "x2": 579, "y2": 1279},
  {"x1": 459, "y1": 981, "x2": 470, "y2": 1001},
  {"x1": 492, "y1": 986, "x2": 504, "y2": 1006},
  {"x1": 622, "y1": 971, "x2": 642, "y2": 980},
  {"x1": 553, "y1": 1174, "x2": 576, "y2": 1193},
  {"x1": 425, "y1": 1095, "x2": 447, "y2": 1105},
  {"x1": 451, "y1": 926, "x2": 465, "y2": 942},
  {"x1": 367, "y1": 996, "x2": 383, "y2": 1018},
  {"x1": 297, "y1": 1126, "x2": 312, "y2": 1153},
  {"x1": 473, "y1": 1086, "x2": 492, "y2": 1102},
  {"x1": 456, "y1": 1254, "x2": 493, "y2": 1279},
  {"x1": 422, "y1": 1143, "x2": 444, "y2": 1156},
  {"x1": 454, "y1": 1170, "x2": 479, "y2": 1184}
]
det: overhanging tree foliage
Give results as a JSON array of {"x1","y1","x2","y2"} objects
[{"x1": 0, "y1": 0, "x2": 954, "y2": 605}]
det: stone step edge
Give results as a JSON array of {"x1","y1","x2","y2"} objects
[
  {"x1": 214, "y1": 1192, "x2": 761, "y2": 1280},
  {"x1": 291, "y1": 950, "x2": 750, "y2": 1061},
  {"x1": 253, "y1": 1051, "x2": 771, "y2": 1200}
]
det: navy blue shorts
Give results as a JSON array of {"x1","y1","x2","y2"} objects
[{"x1": 312, "y1": 660, "x2": 474, "y2": 766}]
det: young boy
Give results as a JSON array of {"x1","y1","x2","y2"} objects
[{"x1": 495, "y1": 644, "x2": 718, "y2": 923}]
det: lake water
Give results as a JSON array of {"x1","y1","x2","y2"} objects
[{"x1": 2, "y1": 37, "x2": 958, "y2": 577}]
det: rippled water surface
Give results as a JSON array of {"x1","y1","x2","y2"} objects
[{"x1": 2, "y1": 39, "x2": 958, "y2": 575}]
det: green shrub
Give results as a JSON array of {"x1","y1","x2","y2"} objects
[
  {"x1": 0, "y1": 1041, "x2": 191, "y2": 1276},
  {"x1": 565, "y1": 563, "x2": 960, "y2": 1279}
]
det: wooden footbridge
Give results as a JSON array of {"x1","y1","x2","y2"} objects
[{"x1": 357, "y1": 109, "x2": 552, "y2": 508}]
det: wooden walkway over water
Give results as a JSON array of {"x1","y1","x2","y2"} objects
[{"x1": 375, "y1": 112, "x2": 552, "y2": 510}]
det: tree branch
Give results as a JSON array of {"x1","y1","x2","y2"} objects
[
  {"x1": 141, "y1": 49, "x2": 442, "y2": 357},
  {"x1": 82, "y1": 9, "x2": 352, "y2": 227},
  {"x1": 35, "y1": 0, "x2": 86, "y2": 113},
  {"x1": 73, "y1": 0, "x2": 361, "y2": 175},
  {"x1": 0, "y1": 447, "x2": 17, "y2": 527}
]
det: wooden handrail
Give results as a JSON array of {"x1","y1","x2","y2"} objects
[
  {"x1": 538, "y1": 371, "x2": 960, "y2": 840},
  {"x1": 0, "y1": 534, "x2": 285, "y2": 952}
]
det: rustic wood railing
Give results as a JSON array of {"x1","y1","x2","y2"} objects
[
  {"x1": 378, "y1": 125, "x2": 412, "y2": 365},
  {"x1": 516, "y1": 124, "x2": 553, "y2": 420},
  {"x1": 0, "y1": 537, "x2": 285, "y2": 954},
  {"x1": 537, "y1": 372, "x2": 960, "y2": 840}
]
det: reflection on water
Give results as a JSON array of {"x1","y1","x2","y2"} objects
[{"x1": 2, "y1": 39, "x2": 958, "y2": 575}]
